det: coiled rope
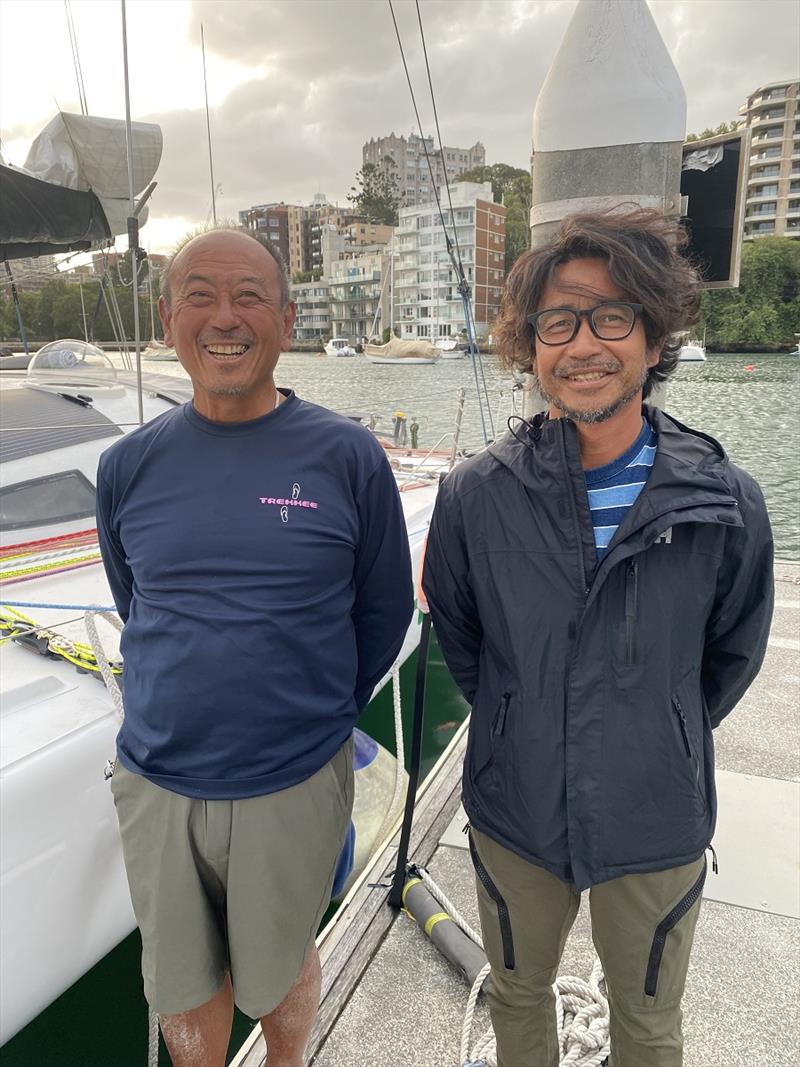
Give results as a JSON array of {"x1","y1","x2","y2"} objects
[{"x1": 415, "y1": 869, "x2": 610, "y2": 1067}]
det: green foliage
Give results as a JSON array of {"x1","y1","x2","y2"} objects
[
  {"x1": 700, "y1": 237, "x2": 800, "y2": 347},
  {"x1": 460, "y1": 163, "x2": 532, "y2": 272},
  {"x1": 348, "y1": 156, "x2": 402, "y2": 225},
  {"x1": 0, "y1": 274, "x2": 152, "y2": 343},
  {"x1": 686, "y1": 120, "x2": 742, "y2": 143},
  {"x1": 292, "y1": 269, "x2": 323, "y2": 284}
]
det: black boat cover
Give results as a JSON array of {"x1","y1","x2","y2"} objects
[{"x1": 0, "y1": 163, "x2": 111, "y2": 261}]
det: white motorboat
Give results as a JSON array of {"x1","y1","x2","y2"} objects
[
  {"x1": 678, "y1": 337, "x2": 707, "y2": 362},
  {"x1": 324, "y1": 337, "x2": 357, "y2": 357},
  {"x1": 0, "y1": 340, "x2": 445, "y2": 1045}
]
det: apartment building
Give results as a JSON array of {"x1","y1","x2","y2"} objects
[
  {"x1": 740, "y1": 79, "x2": 800, "y2": 240},
  {"x1": 327, "y1": 248, "x2": 391, "y2": 342},
  {"x1": 392, "y1": 181, "x2": 505, "y2": 341},
  {"x1": 290, "y1": 279, "x2": 330, "y2": 342},
  {"x1": 238, "y1": 203, "x2": 291, "y2": 265},
  {"x1": 363, "y1": 133, "x2": 485, "y2": 208}
]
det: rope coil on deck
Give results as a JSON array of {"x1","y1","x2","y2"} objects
[{"x1": 414, "y1": 869, "x2": 610, "y2": 1067}]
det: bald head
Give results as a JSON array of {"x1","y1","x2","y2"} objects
[{"x1": 161, "y1": 226, "x2": 290, "y2": 309}]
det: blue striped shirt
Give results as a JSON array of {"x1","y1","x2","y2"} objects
[{"x1": 584, "y1": 419, "x2": 657, "y2": 559}]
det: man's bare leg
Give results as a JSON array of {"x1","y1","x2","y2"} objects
[
  {"x1": 260, "y1": 945, "x2": 321, "y2": 1067},
  {"x1": 159, "y1": 973, "x2": 234, "y2": 1067}
]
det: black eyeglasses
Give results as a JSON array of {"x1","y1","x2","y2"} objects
[{"x1": 527, "y1": 302, "x2": 644, "y2": 345}]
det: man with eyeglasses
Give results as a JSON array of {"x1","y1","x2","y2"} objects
[{"x1": 422, "y1": 208, "x2": 773, "y2": 1067}]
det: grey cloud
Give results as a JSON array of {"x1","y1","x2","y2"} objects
[{"x1": 143, "y1": 0, "x2": 797, "y2": 233}]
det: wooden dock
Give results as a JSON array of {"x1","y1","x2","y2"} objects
[{"x1": 231, "y1": 564, "x2": 800, "y2": 1067}]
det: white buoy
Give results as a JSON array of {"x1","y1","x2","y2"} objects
[{"x1": 530, "y1": 0, "x2": 687, "y2": 246}]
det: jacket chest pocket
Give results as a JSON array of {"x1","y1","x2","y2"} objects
[{"x1": 623, "y1": 560, "x2": 639, "y2": 665}]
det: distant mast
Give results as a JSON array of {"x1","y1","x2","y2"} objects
[
  {"x1": 201, "y1": 24, "x2": 217, "y2": 226},
  {"x1": 530, "y1": 0, "x2": 686, "y2": 247}
]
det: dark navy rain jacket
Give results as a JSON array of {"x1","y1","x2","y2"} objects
[{"x1": 422, "y1": 406, "x2": 774, "y2": 890}]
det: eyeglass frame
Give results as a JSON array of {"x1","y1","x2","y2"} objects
[{"x1": 527, "y1": 301, "x2": 645, "y2": 345}]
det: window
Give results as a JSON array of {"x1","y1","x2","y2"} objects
[
  {"x1": 752, "y1": 166, "x2": 780, "y2": 178},
  {"x1": 0, "y1": 470, "x2": 96, "y2": 531},
  {"x1": 268, "y1": 217, "x2": 279, "y2": 227},
  {"x1": 752, "y1": 184, "x2": 779, "y2": 197}
]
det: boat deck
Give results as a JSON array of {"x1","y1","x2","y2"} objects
[{"x1": 232, "y1": 563, "x2": 800, "y2": 1067}]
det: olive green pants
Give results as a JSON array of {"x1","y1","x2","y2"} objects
[{"x1": 470, "y1": 828, "x2": 706, "y2": 1067}]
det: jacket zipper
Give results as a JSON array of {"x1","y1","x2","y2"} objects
[
  {"x1": 625, "y1": 560, "x2": 639, "y2": 664},
  {"x1": 644, "y1": 857, "x2": 707, "y2": 997},
  {"x1": 559, "y1": 421, "x2": 590, "y2": 603},
  {"x1": 492, "y1": 691, "x2": 511, "y2": 737},
  {"x1": 468, "y1": 831, "x2": 516, "y2": 969},
  {"x1": 673, "y1": 696, "x2": 702, "y2": 791}
]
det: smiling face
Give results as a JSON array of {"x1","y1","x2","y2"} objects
[
  {"x1": 159, "y1": 231, "x2": 295, "y2": 422},
  {"x1": 532, "y1": 257, "x2": 660, "y2": 427}
]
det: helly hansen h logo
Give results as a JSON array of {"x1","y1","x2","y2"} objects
[
  {"x1": 655, "y1": 527, "x2": 673, "y2": 545},
  {"x1": 259, "y1": 482, "x2": 319, "y2": 523}
]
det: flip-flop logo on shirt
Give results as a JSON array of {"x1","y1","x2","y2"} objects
[{"x1": 259, "y1": 482, "x2": 319, "y2": 521}]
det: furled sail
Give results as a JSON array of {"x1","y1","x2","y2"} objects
[{"x1": 0, "y1": 112, "x2": 162, "y2": 260}]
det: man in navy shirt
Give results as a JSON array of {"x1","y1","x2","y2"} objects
[{"x1": 97, "y1": 228, "x2": 412, "y2": 1066}]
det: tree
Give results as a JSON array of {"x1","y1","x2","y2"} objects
[
  {"x1": 700, "y1": 237, "x2": 800, "y2": 348},
  {"x1": 348, "y1": 156, "x2": 402, "y2": 225},
  {"x1": 460, "y1": 163, "x2": 532, "y2": 271},
  {"x1": 686, "y1": 120, "x2": 742, "y2": 142}
]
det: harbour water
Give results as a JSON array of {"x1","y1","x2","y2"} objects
[
  {"x1": 2, "y1": 349, "x2": 796, "y2": 1064},
  {"x1": 139, "y1": 349, "x2": 799, "y2": 555}
]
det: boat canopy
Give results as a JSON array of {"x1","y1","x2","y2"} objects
[{"x1": 0, "y1": 112, "x2": 162, "y2": 260}]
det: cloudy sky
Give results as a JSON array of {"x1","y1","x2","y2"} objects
[{"x1": 1, "y1": 0, "x2": 798, "y2": 254}]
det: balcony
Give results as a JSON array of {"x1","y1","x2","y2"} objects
[
  {"x1": 745, "y1": 208, "x2": 777, "y2": 222},
  {"x1": 750, "y1": 111, "x2": 786, "y2": 129},
  {"x1": 749, "y1": 169, "x2": 781, "y2": 183},
  {"x1": 750, "y1": 89, "x2": 789, "y2": 107},
  {"x1": 746, "y1": 189, "x2": 779, "y2": 202}
]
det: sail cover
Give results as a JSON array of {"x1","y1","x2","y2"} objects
[
  {"x1": 0, "y1": 112, "x2": 162, "y2": 260},
  {"x1": 0, "y1": 164, "x2": 111, "y2": 259}
]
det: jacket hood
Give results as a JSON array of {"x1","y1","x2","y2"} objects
[{"x1": 487, "y1": 405, "x2": 734, "y2": 499}]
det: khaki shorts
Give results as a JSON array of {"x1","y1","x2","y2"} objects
[{"x1": 110, "y1": 738, "x2": 353, "y2": 1019}]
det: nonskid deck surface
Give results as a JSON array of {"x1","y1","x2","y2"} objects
[{"x1": 236, "y1": 564, "x2": 800, "y2": 1067}]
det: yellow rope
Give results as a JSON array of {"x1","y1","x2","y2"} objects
[{"x1": 0, "y1": 551, "x2": 102, "y2": 582}]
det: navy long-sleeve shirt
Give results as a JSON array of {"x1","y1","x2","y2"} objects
[{"x1": 96, "y1": 390, "x2": 413, "y2": 799}]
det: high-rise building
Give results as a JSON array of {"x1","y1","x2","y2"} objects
[
  {"x1": 392, "y1": 181, "x2": 505, "y2": 341},
  {"x1": 290, "y1": 279, "x2": 331, "y2": 342},
  {"x1": 327, "y1": 248, "x2": 391, "y2": 343},
  {"x1": 740, "y1": 80, "x2": 800, "y2": 240},
  {"x1": 363, "y1": 133, "x2": 485, "y2": 208},
  {"x1": 238, "y1": 203, "x2": 291, "y2": 265}
]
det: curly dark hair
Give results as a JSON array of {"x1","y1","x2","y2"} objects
[{"x1": 492, "y1": 207, "x2": 702, "y2": 398}]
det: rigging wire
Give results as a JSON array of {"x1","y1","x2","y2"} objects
[
  {"x1": 64, "y1": 0, "x2": 89, "y2": 116},
  {"x1": 414, "y1": 0, "x2": 495, "y2": 442},
  {"x1": 387, "y1": 0, "x2": 494, "y2": 444}
]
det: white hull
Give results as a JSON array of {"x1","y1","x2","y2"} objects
[
  {"x1": 679, "y1": 346, "x2": 706, "y2": 362},
  {"x1": 324, "y1": 339, "x2": 357, "y2": 357},
  {"x1": 365, "y1": 356, "x2": 437, "y2": 365},
  {"x1": 0, "y1": 351, "x2": 444, "y2": 1043}
]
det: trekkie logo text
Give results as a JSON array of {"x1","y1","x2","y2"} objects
[{"x1": 259, "y1": 483, "x2": 319, "y2": 523}]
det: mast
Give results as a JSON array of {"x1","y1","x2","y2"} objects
[
  {"x1": 120, "y1": 0, "x2": 144, "y2": 424},
  {"x1": 389, "y1": 229, "x2": 394, "y2": 339},
  {"x1": 201, "y1": 24, "x2": 217, "y2": 226}
]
